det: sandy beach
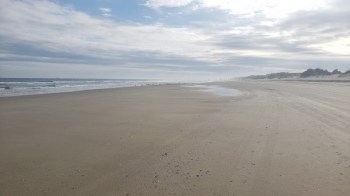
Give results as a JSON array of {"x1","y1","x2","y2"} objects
[{"x1": 1, "y1": 80, "x2": 350, "y2": 196}]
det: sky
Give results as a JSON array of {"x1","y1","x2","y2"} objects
[{"x1": 0, "y1": 0, "x2": 349, "y2": 79}]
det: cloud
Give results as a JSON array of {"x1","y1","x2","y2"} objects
[
  {"x1": 275, "y1": 0, "x2": 350, "y2": 55},
  {"x1": 99, "y1": 7, "x2": 112, "y2": 17},
  {"x1": 144, "y1": 0, "x2": 194, "y2": 9},
  {"x1": 0, "y1": 0, "x2": 220, "y2": 77},
  {"x1": 144, "y1": 0, "x2": 329, "y2": 18},
  {"x1": 0, "y1": 0, "x2": 349, "y2": 79}
]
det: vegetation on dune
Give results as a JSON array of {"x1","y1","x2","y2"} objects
[
  {"x1": 245, "y1": 68, "x2": 350, "y2": 79},
  {"x1": 300, "y1": 68, "x2": 331, "y2": 78},
  {"x1": 331, "y1": 69, "x2": 342, "y2": 74}
]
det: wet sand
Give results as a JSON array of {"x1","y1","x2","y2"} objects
[{"x1": 1, "y1": 81, "x2": 350, "y2": 195}]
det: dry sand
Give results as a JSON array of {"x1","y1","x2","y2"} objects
[{"x1": 1, "y1": 81, "x2": 350, "y2": 196}]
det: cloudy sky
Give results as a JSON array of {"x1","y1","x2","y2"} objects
[{"x1": 0, "y1": 0, "x2": 349, "y2": 79}]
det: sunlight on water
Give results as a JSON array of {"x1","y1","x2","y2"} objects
[{"x1": 185, "y1": 85, "x2": 241, "y2": 96}]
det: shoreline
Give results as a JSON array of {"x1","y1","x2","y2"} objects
[
  {"x1": 0, "y1": 83, "x2": 185, "y2": 99},
  {"x1": 2, "y1": 77, "x2": 349, "y2": 99},
  {"x1": 0, "y1": 78, "x2": 193, "y2": 98}
]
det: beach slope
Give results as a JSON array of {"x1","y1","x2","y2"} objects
[{"x1": 1, "y1": 81, "x2": 350, "y2": 195}]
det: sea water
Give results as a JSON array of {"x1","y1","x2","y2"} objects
[{"x1": 0, "y1": 78, "x2": 167, "y2": 97}]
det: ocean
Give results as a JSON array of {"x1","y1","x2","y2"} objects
[{"x1": 0, "y1": 78, "x2": 169, "y2": 97}]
